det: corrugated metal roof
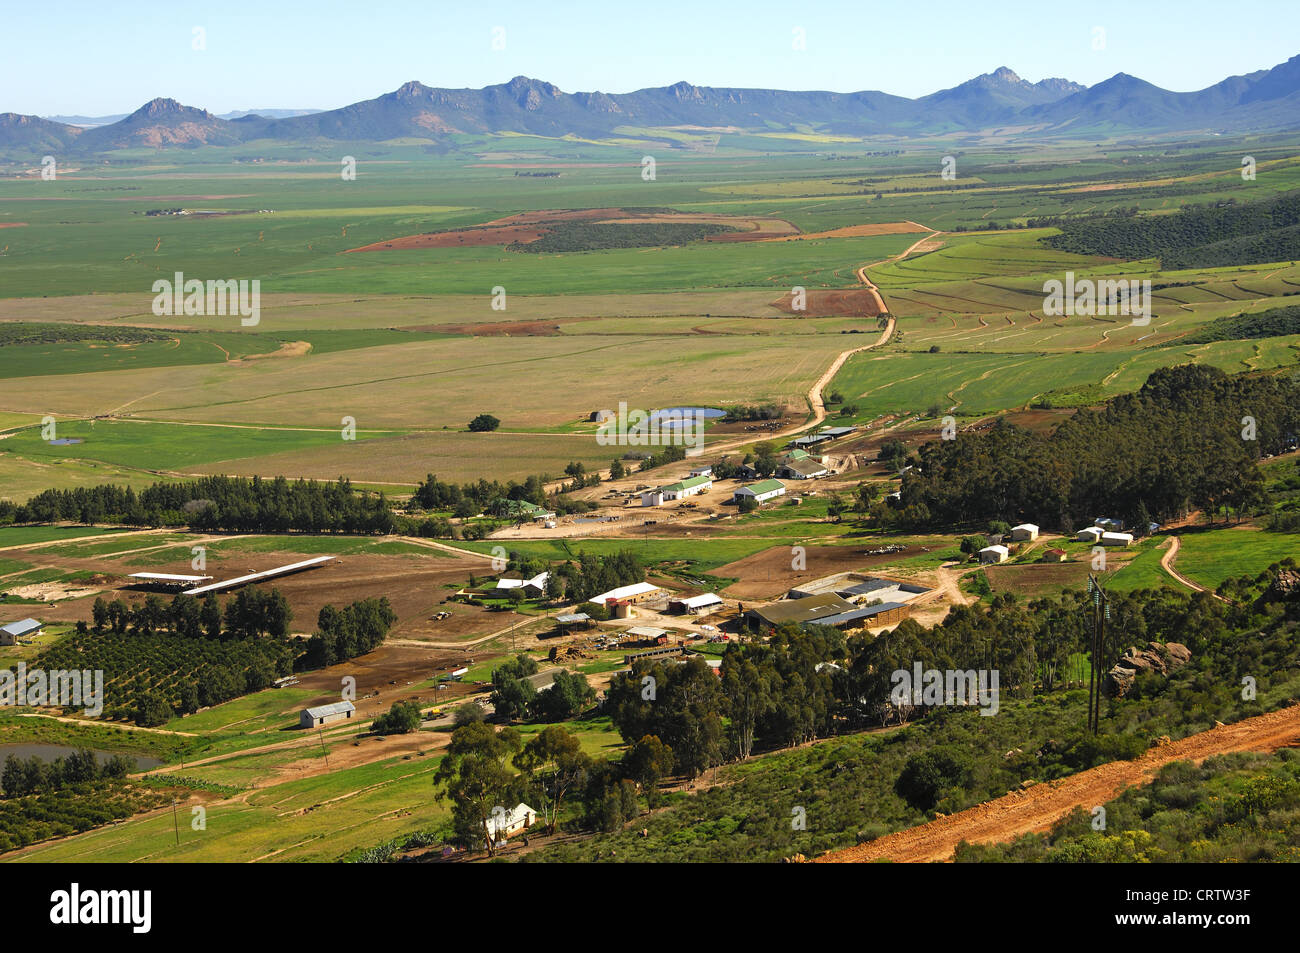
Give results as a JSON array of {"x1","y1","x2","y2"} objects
[
  {"x1": 739, "y1": 479, "x2": 785, "y2": 495},
  {"x1": 303, "y1": 700, "x2": 355, "y2": 719},
  {"x1": 815, "y1": 602, "x2": 907, "y2": 626},
  {"x1": 186, "y1": 556, "x2": 334, "y2": 596},
  {"x1": 0, "y1": 619, "x2": 43, "y2": 637}
]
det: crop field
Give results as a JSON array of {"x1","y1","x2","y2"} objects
[{"x1": 3, "y1": 136, "x2": 1299, "y2": 496}]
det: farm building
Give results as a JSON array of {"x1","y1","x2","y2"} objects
[
  {"x1": 1077, "y1": 526, "x2": 1104, "y2": 543},
  {"x1": 644, "y1": 475, "x2": 712, "y2": 507},
  {"x1": 127, "y1": 572, "x2": 214, "y2": 591},
  {"x1": 185, "y1": 556, "x2": 334, "y2": 596},
  {"x1": 625, "y1": 625, "x2": 671, "y2": 644},
  {"x1": 491, "y1": 499, "x2": 556, "y2": 522},
  {"x1": 789, "y1": 426, "x2": 855, "y2": 450},
  {"x1": 0, "y1": 618, "x2": 43, "y2": 646},
  {"x1": 485, "y1": 803, "x2": 536, "y2": 847},
  {"x1": 745, "y1": 593, "x2": 856, "y2": 630},
  {"x1": 1099, "y1": 531, "x2": 1134, "y2": 547},
  {"x1": 588, "y1": 582, "x2": 661, "y2": 606},
  {"x1": 554, "y1": 612, "x2": 593, "y2": 630},
  {"x1": 688, "y1": 465, "x2": 713, "y2": 478},
  {"x1": 493, "y1": 572, "x2": 550, "y2": 598},
  {"x1": 814, "y1": 601, "x2": 911, "y2": 630},
  {"x1": 734, "y1": 479, "x2": 786, "y2": 505},
  {"x1": 1094, "y1": 517, "x2": 1125, "y2": 532},
  {"x1": 623, "y1": 645, "x2": 687, "y2": 665},
  {"x1": 1041, "y1": 548, "x2": 1068, "y2": 563},
  {"x1": 787, "y1": 574, "x2": 931, "y2": 606},
  {"x1": 668, "y1": 593, "x2": 724, "y2": 615},
  {"x1": 299, "y1": 700, "x2": 356, "y2": 729},
  {"x1": 778, "y1": 458, "x2": 829, "y2": 480},
  {"x1": 1010, "y1": 523, "x2": 1039, "y2": 541},
  {"x1": 979, "y1": 545, "x2": 1010, "y2": 564}
]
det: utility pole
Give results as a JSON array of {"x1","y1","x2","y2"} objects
[
  {"x1": 1086, "y1": 575, "x2": 1111, "y2": 734},
  {"x1": 172, "y1": 798, "x2": 180, "y2": 846}
]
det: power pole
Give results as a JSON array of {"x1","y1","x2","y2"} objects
[
  {"x1": 1086, "y1": 575, "x2": 1111, "y2": 734},
  {"x1": 172, "y1": 798, "x2": 180, "y2": 846}
]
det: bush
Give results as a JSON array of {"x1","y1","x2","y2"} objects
[
  {"x1": 372, "y1": 700, "x2": 423, "y2": 735},
  {"x1": 468, "y1": 414, "x2": 501, "y2": 433},
  {"x1": 895, "y1": 746, "x2": 974, "y2": 812}
]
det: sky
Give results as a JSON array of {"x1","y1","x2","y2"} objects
[{"x1": 5, "y1": 0, "x2": 1299, "y2": 116}]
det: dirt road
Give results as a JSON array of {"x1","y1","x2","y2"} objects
[
  {"x1": 816, "y1": 703, "x2": 1300, "y2": 863},
  {"x1": 1159, "y1": 535, "x2": 1225, "y2": 600}
]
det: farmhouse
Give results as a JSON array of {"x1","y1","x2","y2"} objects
[
  {"x1": 492, "y1": 499, "x2": 556, "y2": 522},
  {"x1": 299, "y1": 700, "x2": 356, "y2": 728},
  {"x1": 778, "y1": 458, "x2": 829, "y2": 480},
  {"x1": 588, "y1": 582, "x2": 661, "y2": 606},
  {"x1": 979, "y1": 545, "x2": 1010, "y2": 564},
  {"x1": 1041, "y1": 548, "x2": 1068, "y2": 563},
  {"x1": 734, "y1": 479, "x2": 786, "y2": 505},
  {"x1": 668, "y1": 593, "x2": 724, "y2": 615},
  {"x1": 493, "y1": 572, "x2": 550, "y2": 598},
  {"x1": 1100, "y1": 531, "x2": 1134, "y2": 547},
  {"x1": 1010, "y1": 523, "x2": 1039, "y2": 541},
  {"x1": 0, "y1": 618, "x2": 43, "y2": 646},
  {"x1": 1077, "y1": 526, "x2": 1104, "y2": 543},
  {"x1": 485, "y1": 803, "x2": 536, "y2": 847}
]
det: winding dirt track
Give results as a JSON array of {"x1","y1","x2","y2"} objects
[
  {"x1": 1159, "y1": 535, "x2": 1226, "y2": 601},
  {"x1": 816, "y1": 703, "x2": 1300, "y2": 863}
]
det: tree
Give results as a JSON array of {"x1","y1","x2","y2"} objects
[
  {"x1": 529, "y1": 670, "x2": 595, "y2": 722},
  {"x1": 372, "y1": 700, "x2": 423, "y2": 735},
  {"x1": 514, "y1": 725, "x2": 591, "y2": 833},
  {"x1": 609, "y1": 458, "x2": 626, "y2": 480},
  {"x1": 895, "y1": 746, "x2": 973, "y2": 812},
  {"x1": 623, "y1": 735, "x2": 675, "y2": 807},
  {"x1": 737, "y1": 495, "x2": 759, "y2": 514},
  {"x1": 468, "y1": 413, "x2": 501, "y2": 433},
  {"x1": 434, "y1": 722, "x2": 523, "y2": 855}
]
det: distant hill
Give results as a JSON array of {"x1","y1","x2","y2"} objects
[
  {"x1": 74, "y1": 98, "x2": 244, "y2": 149},
  {"x1": 5, "y1": 54, "x2": 1300, "y2": 156},
  {"x1": 1044, "y1": 190, "x2": 1300, "y2": 269}
]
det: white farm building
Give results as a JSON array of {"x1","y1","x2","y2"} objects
[{"x1": 733, "y1": 479, "x2": 786, "y2": 505}]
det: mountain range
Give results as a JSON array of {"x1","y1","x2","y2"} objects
[{"x1": 4, "y1": 56, "x2": 1300, "y2": 156}]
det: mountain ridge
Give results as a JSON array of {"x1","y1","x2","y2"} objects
[{"x1": 5, "y1": 55, "x2": 1300, "y2": 155}]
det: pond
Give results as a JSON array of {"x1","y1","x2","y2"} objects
[{"x1": 0, "y1": 743, "x2": 163, "y2": 770}]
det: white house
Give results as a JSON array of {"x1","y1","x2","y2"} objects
[
  {"x1": 1010, "y1": 523, "x2": 1039, "y2": 541},
  {"x1": 1099, "y1": 531, "x2": 1134, "y2": 547},
  {"x1": 643, "y1": 475, "x2": 711, "y2": 506},
  {"x1": 979, "y1": 545, "x2": 1010, "y2": 564},
  {"x1": 688, "y1": 465, "x2": 713, "y2": 478},
  {"x1": 733, "y1": 479, "x2": 786, "y2": 505},
  {"x1": 485, "y1": 802, "x2": 537, "y2": 847},
  {"x1": 494, "y1": 572, "x2": 550, "y2": 597},
  {"x1": 1077, "y1": 526, "x2": 1104, "y2": 543}
]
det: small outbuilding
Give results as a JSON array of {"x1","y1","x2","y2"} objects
[
  {"x1": 299, "y1": 700, "x2": 356, "y2": 729},
  {"x1": 1010, "y1": 523, "x2": 1039, "y2": 541},
  {"x1": 979, "y1": 545, "x2": 1010, "y2": 564}
]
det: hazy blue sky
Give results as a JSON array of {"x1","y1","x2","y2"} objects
[{"x1": 7, "y1": 0, "x2": 1299, "y2": 115}]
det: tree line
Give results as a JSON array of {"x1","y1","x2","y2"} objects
[{"x1": 884, "y1": 365, "x2": 1298, "y2": 532}]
